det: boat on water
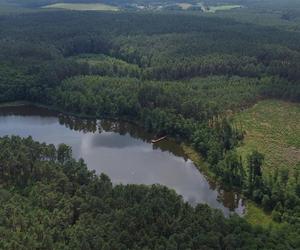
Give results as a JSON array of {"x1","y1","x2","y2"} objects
[{"x1": 151, "y1": 136, "x2": 167, "y2": 143}]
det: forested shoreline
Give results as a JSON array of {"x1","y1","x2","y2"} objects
[
  {"x1": 0, "y1": 136, "x2": 299, "y2": 249},
  {"x1": 0, "y1": 9, "x2": 300, "y2": 248}
]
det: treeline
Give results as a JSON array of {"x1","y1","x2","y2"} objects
[
  {"x1": 0, "y1": 11, "x2": 299, "y2": 107},
  {"x1": 1, "y1": 11, "x2": 300, "y2": 81},
  {"x1": 0, "y1": 136, "x2": 299, "y2": 249},
  {"x1": 143, "y1": 52, "x2": 300, "y2": 83},
  {"x1": 54, "y1": 75, "x2": 261, "y2": 119},
  {"x1": 215, "y1": 149, "x2": 300, "y2": 225},
  {"x1": 74, "y1": 54, "x2": 141, "y2": 78}
]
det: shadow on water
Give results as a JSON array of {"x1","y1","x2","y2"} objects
[{"x1": 0, "y1": 104, "x2": 246, "y2": 216}]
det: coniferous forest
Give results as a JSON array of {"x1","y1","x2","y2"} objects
[
  {"x1": 0, "y1": 136, "x2": 299, "y2": 249},
  {"x1": 0, "y1": 0, "x2": 300, "y2": 249}
]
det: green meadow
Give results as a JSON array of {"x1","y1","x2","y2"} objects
[
  {"x1": 206, "y1": 5, "x2": 242, "y2": 13},
  {"x1": 42, "y1": 3, "x2": 119, "y2": 11},
  {"x1": 234, "y1": 100, "x2": 300, "y2": 175}
]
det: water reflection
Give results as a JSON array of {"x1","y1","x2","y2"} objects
[
  {"x1": 58, "y1": 114, "x2": 189, "y2": 159},
  {"x1": 0, "y1": 104, "x2": 245, "y2": 216}
]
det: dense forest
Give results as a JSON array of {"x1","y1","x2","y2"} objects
[
  {"x1": 0, "y1": 5, "x2": 299, "y2": 249},
  {"x1": 0, "y1": 136, "x2": 299, "y2": 249}
]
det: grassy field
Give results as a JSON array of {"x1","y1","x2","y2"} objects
[
  {"x1": 73, "y1": 54, "x2": 129, "y2": 66},
  {"x1": 72, "y1": 54, "x2": 140, "y2": 76},
  {"x1": 206, "y1": 5, "x2": 242, "y2": 13},
  {"x1": 42, "y1": 3, "x2": 119, "y2": 11},
  {"x1": 181, "y1": 144, "x2": 215, "y2": 181},
  {"x1": 233, "y1": 99, "x2": 300, "y2": 226},
  {"x1": 244, "y1": 201, "x2": 279, "y2": 227},
  {"x1": 234, "y1": 100, "x2": 300, "y2": 175},
  {"x1": 176, "y1": 3, "x2": 193, "y2": 10}
]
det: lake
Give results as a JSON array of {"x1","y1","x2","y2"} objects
[{"x1": 0, "y1": 104, "x2": 245, "y2": 215}]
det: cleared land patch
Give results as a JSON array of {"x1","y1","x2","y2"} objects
[
  {"x1": 42, "y1": 3, "x2": 119, "y2": 11},
  {"x1": 72, "y1": 54, "x2": 141, "y2": 77},
  {"x1": 206, "y1": 5, "x2": 242, "y2": 13},
  {"x1": 73, "y1": 54, "x2": 134, "y2": 67},
  {"x1": 176, "y1": 3, "x2": 193, "y2": 10},
  {"x1": 234, "y1": 100, "x2": 300, "y2": 175}
]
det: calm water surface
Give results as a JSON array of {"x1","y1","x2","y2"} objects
[{"x1": 0, "y1": 105, "x2": 245, "y2": 215}]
